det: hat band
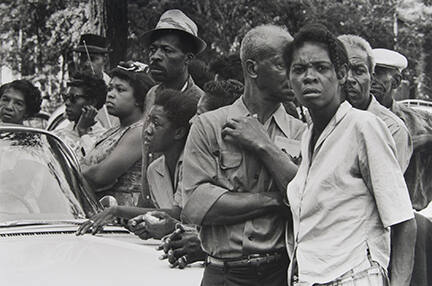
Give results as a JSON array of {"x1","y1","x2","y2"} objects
[{"x1": 156, "y1": 18, "x2": 197, "y2": 36}]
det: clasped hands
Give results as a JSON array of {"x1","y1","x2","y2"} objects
[{"x1": 157, "y1": 224, "x2": 206, "y2": 269}]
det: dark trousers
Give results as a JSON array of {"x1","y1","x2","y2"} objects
[
  {"x1": 410, "y1": 212, "x2": 432, "y2": 286},
  {"x1": 200, "y1": 256, "x2": 289, "y2": 286}
]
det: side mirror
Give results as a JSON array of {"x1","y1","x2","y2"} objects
[{"x1": 99, "y1": 195, "x2": 118, "y2": 208}]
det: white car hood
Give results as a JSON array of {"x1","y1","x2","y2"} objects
[{"x1": 0, "y1": 226, "x2": 203, "y2": 286}]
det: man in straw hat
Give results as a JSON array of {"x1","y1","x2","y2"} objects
[{"x1": 139, "y1": 9, "x2": 206, "y2": 207}]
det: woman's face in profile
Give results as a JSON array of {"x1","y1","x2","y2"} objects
[{"x1": 106, "y1": 76, "x2": 137, "y2": 117}]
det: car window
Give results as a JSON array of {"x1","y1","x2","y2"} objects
[{"x1": 0, "y1": 130, "x2": 97, "y2": 223}]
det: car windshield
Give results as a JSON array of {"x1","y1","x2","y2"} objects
[{"x1": 0, "y1": 129, "x2": 93, "y2": 224}]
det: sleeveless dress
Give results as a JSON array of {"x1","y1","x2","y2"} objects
[{"x1": 81, "y1": 120, "x2": 143, "y2": 207}]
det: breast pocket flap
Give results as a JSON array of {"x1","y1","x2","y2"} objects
[{"x1": 219, "y1": 151, "x2": 242, "y2": 170}]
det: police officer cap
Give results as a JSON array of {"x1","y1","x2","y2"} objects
[{"x1": 372, "y1": 48, "x2": 408, "y2": 72}]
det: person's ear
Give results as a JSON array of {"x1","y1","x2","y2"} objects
[
  {"x1": 184, "y1": 53, "x2": 194, "y2": 65},
  {"x1": 245, "y1": 59, "x2": 258, "y2": 79},
  {"x1": 174, "y1": 127, "x2": 187, "y2": 141},
  {"x1": 337, "y1": 64, "x2": 348, "y2": 85},
  {"x1": 391, "y1": 72, "x2": 402, "y2": 89}
]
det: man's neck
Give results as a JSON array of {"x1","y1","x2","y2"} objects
[
  {"x1": 162, "y1": 72, "x2": 189, "y2": 91},
  {"x1": 163, "y1": 143, "x2": 184, "y2": 182},
  {"x1": 242, "y1": 84, "x2": 280, "y2": 124}
]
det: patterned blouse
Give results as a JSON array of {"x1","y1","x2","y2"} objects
[{"x1": 81, "y1": 120, "x2": 143, "y2": 207}]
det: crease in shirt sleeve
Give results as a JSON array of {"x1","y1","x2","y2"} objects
[
  {"x1": 358, "y1": 117, "x2": 414, "y2": 228},
  {"x1": 181, "y1": 183, "x2": 228, "y2": 225},
  {"x1": 181, "y1": 116, "x2": 229, "y2": 225}
]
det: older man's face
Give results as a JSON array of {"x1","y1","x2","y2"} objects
[
  {"x1": 345, "y1": 46, "x2": 372, "y2": 110},
  {"x1": 148, "y1": 34, "x2": 188, "y2": 84},
  {"x1": 371, "y1": 66, "x2": 397, "y2": 107},
  {"x1": 255, "y1": 36, "x2": 294, "y2": 103}
]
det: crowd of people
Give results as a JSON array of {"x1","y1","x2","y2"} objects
[{"x1": 1, "y1": 8, "x2": 432, "y2": 286}]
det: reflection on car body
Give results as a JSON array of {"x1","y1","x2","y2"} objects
[{"x1": 0, "y1": 126, "x2": 203, "y2": 286}]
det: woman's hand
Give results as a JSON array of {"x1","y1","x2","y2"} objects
[
  {"x1": 75, "y1": 206, "x2": 118, "y2": 236},
  {"x1": 77, "y1": 105, "x2": 98, "y2": 136}
]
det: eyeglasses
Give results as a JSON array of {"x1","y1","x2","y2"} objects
[{"x1": 61, "y1": 93, "x2": 89, "y2": 103}]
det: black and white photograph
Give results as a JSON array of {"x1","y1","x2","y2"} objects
[{"x1": 0, "y1": 1, "x2": 431, "y2": 285}]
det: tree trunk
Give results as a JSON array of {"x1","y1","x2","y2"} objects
[
  {"x1": 89, "y1": 0, "x2": 106, "y2": 35},
  {"x1": 106, "y1": 0, "x2": 128, "y2": 68}
]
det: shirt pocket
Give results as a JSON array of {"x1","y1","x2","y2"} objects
[
  {"x1": 219, "y1": 150, "x2": 242, "y2": 170},
  {"x1": 216, "y1": 150, "x2": 243, "y2": 191}
]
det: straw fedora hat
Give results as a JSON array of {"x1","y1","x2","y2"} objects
[{"x1": 141, "y1": 9, "x2": 206, "y2": 54}]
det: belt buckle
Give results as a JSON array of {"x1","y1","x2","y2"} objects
[{"x1": 246, "y1": 253, "x2": 272, "y2": 266}]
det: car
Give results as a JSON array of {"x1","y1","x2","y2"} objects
[
  {"x1": 23, "y1": 111, "x2": 50, "y2": 129},
  {"x1": 46, "y1": 104, "x2": 68, "y2": 131},
  {"x1": 0, "y1": 126, "x2": 203, "y2": 285},
  {"x1": 399, "y1": 99, "x2": 432, "y2": 114}
]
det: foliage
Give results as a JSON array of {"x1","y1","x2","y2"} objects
[
  {"x1": 1, "y1": 0, "x2": 432, "y2": 112},
  {"x1": 126, "y1": 0, "x2": 430, "y2": 99}
]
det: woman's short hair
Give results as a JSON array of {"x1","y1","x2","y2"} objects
[
  {"x1": 284, "y1": 23, "x2": 348, "y2": 77},
  {"x1": 154, "y1": 89, "x2": 198, "y2": 136},
  {"x1": 110, "y1": 65, "x2": 155, "y2": 111},
  {"x1": 0, "y1": 80, "x2": 42, "y2": 117},
  {"x1": 203, "y1": 79, "x2": 244, "y2": 111},
  {"x1": 67, "y1": 73, "x2": 107, "y2": 109}
]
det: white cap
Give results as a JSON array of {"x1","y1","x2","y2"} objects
[{"x1": 372, "y1": 48, "x2": 408, "y2": 72}]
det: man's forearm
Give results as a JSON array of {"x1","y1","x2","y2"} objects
[
  {"x1": 113, "y1": 206, "x2": 181, "y2": 220},
  {"x1": 202, "y1": 192, "x2": 283, "y2": 225},
  {"x1": 390, "y1": 218, "x2": 417, "y2": 286},
  {"x1": 114, "y1": 206, "x2": 153, "y2": 220},
  {"x1": 256, "y1": 142, "x2": 298, "y2": 194}
]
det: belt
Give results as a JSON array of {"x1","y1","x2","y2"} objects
[{"x1": 206, "y1": 251, "x2": 286, "y2": 267}]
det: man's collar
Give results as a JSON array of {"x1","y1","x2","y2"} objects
[
  {"x1": 227, "y1": 96, "x2": 293, "y2": 136},
  {"x1": 159, "y1": 75, "x2": 194, "y2": 92},
  {"x1": 367, "y1": 95, "x2": 379, "y2": 111}
]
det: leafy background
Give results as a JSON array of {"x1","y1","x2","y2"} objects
[{"x1": 0, "y1": 0, "x2": 431, "y2": 113}]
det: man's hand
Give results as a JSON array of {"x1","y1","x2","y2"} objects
[
  {"x1": 143, "y1": 211, "x2": 178, "y2": 239},
  {"x1": 75, "y1": 206, "x2": 118, "y2": 236},
  {"x1": 77, "y1": 105, "x2": 98, "y2": 136},
  {"x1": 127, "y1": 214, "x2": 152, "y2": 240},
  {"x1": 128, "y1": 211, "x2": 178, "y2": 240},
  {"x1": 222, "y1": 116, "x2": 273, "y2": 153},
  {"x1": 158, "y1": 225, "x2": 206, "y2": 269}
]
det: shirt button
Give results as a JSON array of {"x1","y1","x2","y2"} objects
[
  {"x1": 253, "y1": 174, "x2": 259, "y2": 180},
  {"x1": 146, "y1": 195, "x2": 150, "y2": 200}
]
